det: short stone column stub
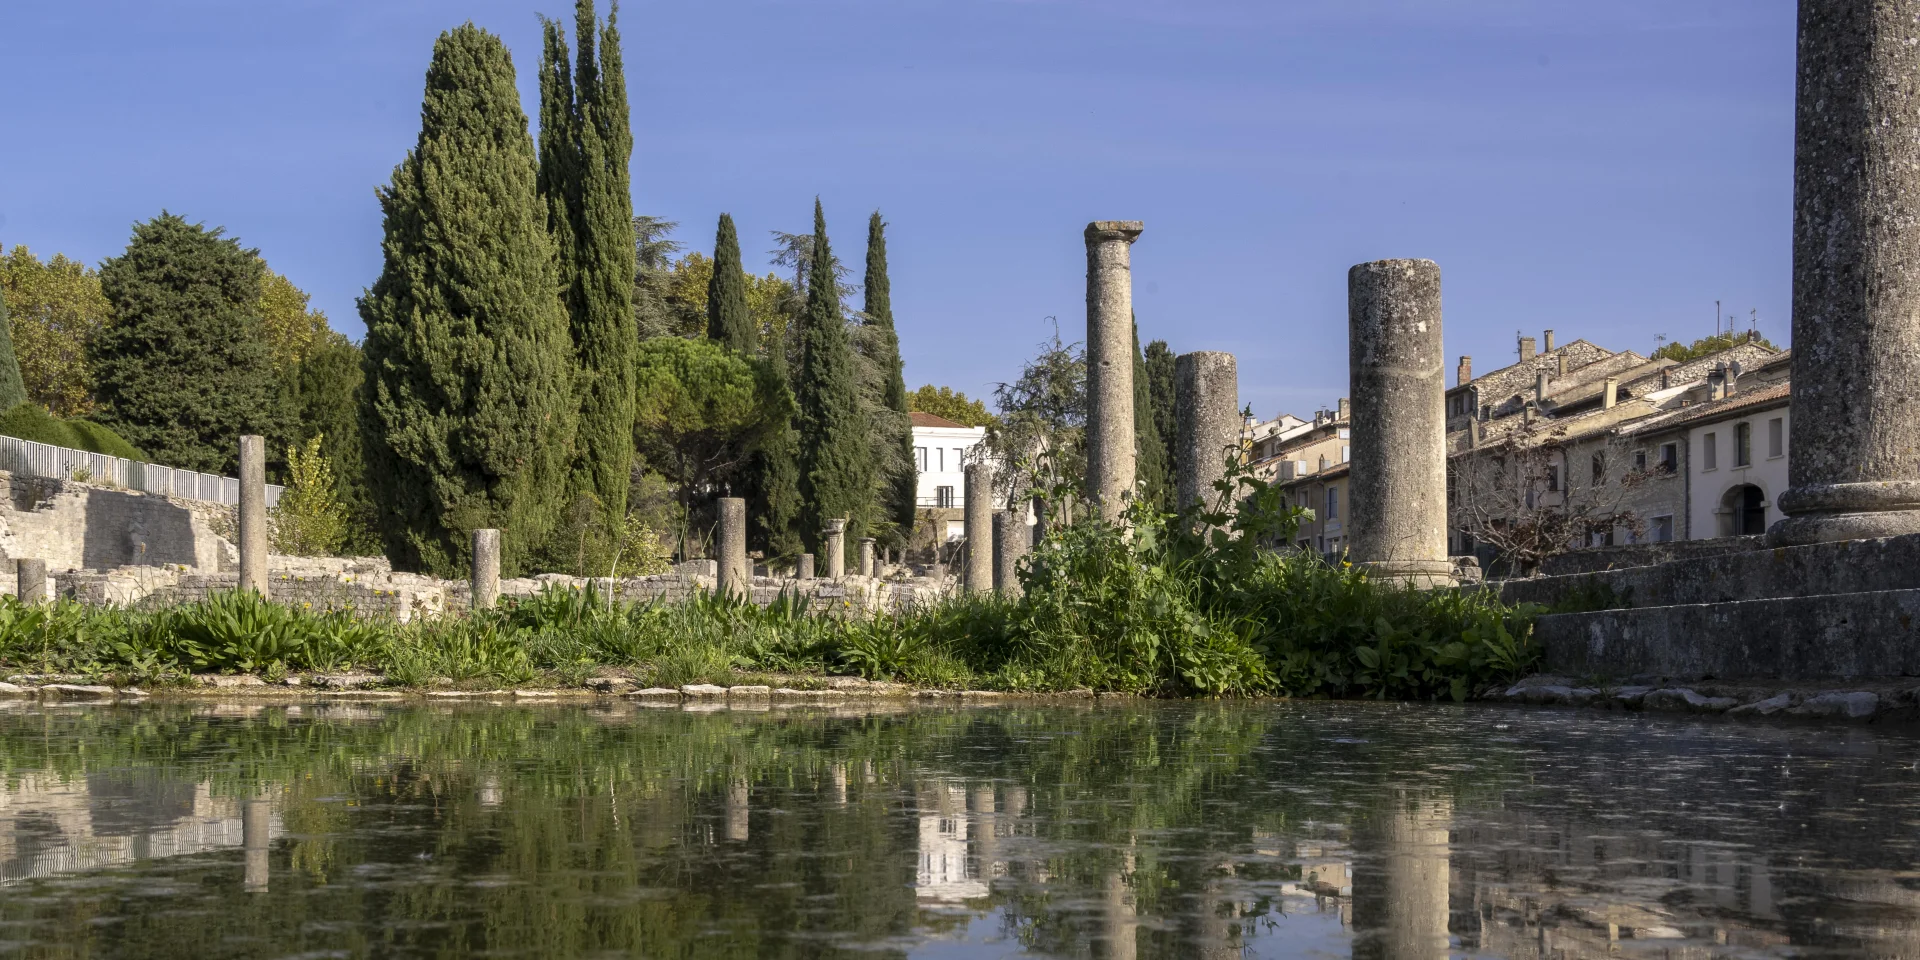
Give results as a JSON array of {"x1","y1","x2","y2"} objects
[
  {"x1": 824, "y1": 519, "x2": 847, "y2": 579},
  {"x1": 797, "y1": 553, "x2": 815, "y2": 580},
  {"x1": 1174, "y1": 351, "x2": 1240, "y2": 520},
  {"x1": 858, "y1": 538, "x2": 876, "y2": 577},
  {"x1": 964, "y1": 461, "x2": 994, "y2": 593},
  {"x1": 717, "y1": 498, "x2": 749, "y2": 598},
  {"x1": 993, "y1": 510, "x2": 1029, "y2": 598},
  {"x1": 238, "y1": 435, "x2": 269, "y2": 597},
  {"x1": 1773, "y1": 0, "x2": 1920, "y2": 546},
  {"x1": 1085, "y1": 220, "x2": 1143, "y2": 523},
  {"x1": 470, "y1": 528, "x2": 501, "y2": 612},
  {"x1": 1348, "y1": 259, "x2": 1453, "y2": 587},
  {"x1": 16, "y1": 558, "x2": 47, "y2": 605}
]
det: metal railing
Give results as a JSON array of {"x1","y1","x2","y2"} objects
[{"x1": 0, "y1": 435, "x2": 283, "y2": 507}]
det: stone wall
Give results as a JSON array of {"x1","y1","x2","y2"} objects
[{"x1": 0, "y1": 471, "x2": 231, "y2": 580}]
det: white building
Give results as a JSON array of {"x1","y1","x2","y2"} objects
[
  {"x1": 1684, "y1": 383, "x2": 1791, "y2": 539},
  {"x1": 911, "y1": 412, "x2": 990, "y2": 543}
]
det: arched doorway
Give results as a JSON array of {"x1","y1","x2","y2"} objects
[{"x1": 1719, "y1": 484, "x2": 1768, "y2": 536}]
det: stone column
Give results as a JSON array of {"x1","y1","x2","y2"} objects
[
  {"x1": 964, "y1": 461, "x2": 994, "y2": 593},
  {"x1": 238, "y1": 434, "x2": 268, "y2": 597},
  {"x1": 1772, "y1": 0, "x2": 1920, "y2": 546},
  {"x1": 1348, "y1": 260, "x2": 1453, "y2": 586},
  {"x1": 1175, "y1": 351, "x2": 1240, "y2": 518},
  {"x1": 470, "y1": 529, "x2": 500, "y2": 612},
  {"x1": 15, "y1": 559, "x2": 47, "y2": 605},
  {"x1": 717, "y1": 498, "x2": 748, "y2": 599},
  {"x1": 993, "y1": 510, "x2": 1028, "y2": 598},
  {"x1": 824, "y1": 519, "x2": 847, "y2": 579},
  {"x1": 1085, "y1": 221, "x2": 1144, "y2": 522},
  {"x1": 858, "y1": 538, "x2": 876, "y2": 577},
  {"x1": 797, "y1": 553, "x2": 815, "y2": 580}
]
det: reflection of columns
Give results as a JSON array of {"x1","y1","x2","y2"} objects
[
  {"x1": 726, "y1": 779, "x2": 750, "y2": 842},
  {"x1": 831, "y1": 763, "x2": 848, "y2": 806},
  {"x1": 1085, "y1": 220, "x2": 1144, "y2": 523},
  {"x1": 1352, "y1": 797, "x2": 1452, "y2": 960},
  {"x1": 970, "y1": 785, "x2": 998, "y2": 882},
  {"x1": 1773, "y1": 0, "x2": 1920, "y2": 545},
  {"x1": 243, "y1": 797, "x2": 271, "y2": 893},
  {"x1": 1100, "y1": 866, "x2": 1139, "y2": 960}
]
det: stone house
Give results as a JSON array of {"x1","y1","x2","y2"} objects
[{"x1": 1248, "y1": 402, "x2": 1352, "y2": 556}]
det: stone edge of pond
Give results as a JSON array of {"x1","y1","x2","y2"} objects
[{"x1": 1486, "y1": 674, "x2": 1920, "y2": 723}]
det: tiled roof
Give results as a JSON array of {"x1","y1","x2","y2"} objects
[
  {"x1": 910, "y1": 411, "x2": 972, "y2": 429},
  {"x1": 1621, "y1": 382, "x2": 1790, "y2": 435}
]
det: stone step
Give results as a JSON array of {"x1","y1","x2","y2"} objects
[
  {"x1": 1501, "y1": 532, "x2": 1920, "y2": 611},
  {"x1": 1538, "y1": 587, "x2": 1920, "y2": 681}
]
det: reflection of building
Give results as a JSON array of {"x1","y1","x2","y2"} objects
[
  {"x1": 0, "y1": 774, "x2": 281, "y2": 887},
  {"x1": 915, "y1": 781, "x2": 989, "y2": 902}
]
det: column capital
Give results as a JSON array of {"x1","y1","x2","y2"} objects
[
  {"x1": 825, "y1": 518, "x2": 848, "y2": 534},
  {"x1": 1084, "y1": 221, "x2": 1144, "y2": 245}
]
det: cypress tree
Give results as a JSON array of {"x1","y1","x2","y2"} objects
[
  {"x1": 1145, "y1": 339, "x2": 1178, "y2": 501},
  {"x1": 0, "y1": 284, "x2": 25, "y2": 412},
  {"x1": 795, "y1": 200, "x2": 871, "y2": 562},
  {"x1": 707, "y1": 214, "x2": 755, "y2": 353},
  {"x1": 359, "y1": 24, "x2": 576, "y2": 576},
  {"x1": 536, "y1": 18, "x2": 578, "y2": 306},
  {"x1": 91, "y1": 213, "x2": 286, "y2": 474},
  {"x1": 746, "y1": 345, "x2": 804, "y2": 561},
  {"x1": 864, "y1": 211, "x2": 917, "y2": 544},
  {"x1": 1132, "y1": 318, "x2": 1171, "y2": 511}
]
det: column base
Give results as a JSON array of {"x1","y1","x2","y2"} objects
[
  {"x1": 1769, "y1": 481, "x2": 1920, "y2": 547},
  {"x1": 1354, "y1": 559, "x2": 1458, "y2": 590}
]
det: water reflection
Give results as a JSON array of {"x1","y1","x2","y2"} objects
[{"x1": 1, "y1": 701, "x2": 1919, "y2": 958}]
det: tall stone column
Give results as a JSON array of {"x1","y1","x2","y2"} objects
[
  {"x1": 993, "y1": 510, "x2": 1028, "y2": 598},
  {"x1": 858, "y1": 538, "x2": 876, "y2": 577},
  {"x1": 1773, "y1": 0, "x2": 1920, "y2": 546},
  {"x1": 1085, "y1": 221, "x2": 1143, "y2": 522},
  {"x1": 964, "y1": 462, "x2": 994, "y2": 593},
  {"x1": 717, "y1": 498, "x2": 748, "y2": 598},
  {"x1": 238, "y1": 435, "x2": 268, "y2": 597},
  {"x1": 15, "y1": 559, "x2": 47, "y2": 605},
  {"x1": 824, "y1": 519, "x2": 847, "y2": 579},
  {"x1": 1348, "y1": 260, "x2": 1453, "y2": 586},
  {"x1": 1175, "y1": 351, "x2": 1240, "y2": 517},
  {"x1": 470, "y1": 529, "x2": 500, "y2": 612}
]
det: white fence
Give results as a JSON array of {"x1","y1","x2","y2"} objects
[{"x1": 0, "y1": 435, "x2": 283, "y2": 508}]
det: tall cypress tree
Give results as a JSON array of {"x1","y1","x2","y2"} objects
[
  {"x1": 541, "y1": 0, "x2": 638, "y2": 533},
  {"x1": 795, "y1": 200, "x2": 871, "y2": 562},
  {"x1": 1132, "y1": 318, "x2": 1171, "y2": 511},
  {"x1": 864, "y1": 211, "x2": 917, "y2": 545},
  {"x1": 1144, "y1": 339, "x2": 1178, "y2": 502},
  {"x1": 707, "y1": 214, "x2": 755, "y2": 353},
  {"x1": 360, "y1": 24, "x2": 576, "y2": 576},
  {"x1": 0, "y1": 284, "x2": 25, "y2": 412}
]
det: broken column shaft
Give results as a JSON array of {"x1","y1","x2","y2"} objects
[
  {"x1": 964, "y1": 461, "x2": 994, "y2": 593},
  {"x1": 1085, "y1": 220, "x2": 1143, "y2": 523},
  {"x1": 471, "y1": 528, "x2": 500, "y2": 611},
  {"x1": 717, "y1": 498, "x2": 748, "y2": 599},
  {"x1": 993, "y1": 510, "x2": 1028, "y2": 598},
  {"x1": 1174, "y1": 351, "x2": 1240, "y2": 518}
]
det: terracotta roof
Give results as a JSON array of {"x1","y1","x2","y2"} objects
[
  {"x1": 1622, "y1": 382, "x2": 1791, "y2": 435},
  {"x1": 909, "y1": 411, "x2": 972, "y2": 429}
]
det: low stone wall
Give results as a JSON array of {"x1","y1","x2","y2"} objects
[
  {"x1": 1533, "y1": 536, "x2": 1761, "y2": 577},
  {"x1": 1505, "y1": 531, "x2": 1920, "y2": 610},
  {"x1": 0, "y1": 471, "x2": 231, "y2": 577}
]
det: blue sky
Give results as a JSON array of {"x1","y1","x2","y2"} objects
[{"x1": 0, "y1": 0, "x2": 1793, "y2": 419}]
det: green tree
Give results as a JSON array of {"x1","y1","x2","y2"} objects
[
  {"x1": 907, "y1": 385, "x2": 994, "y2": 426},
  {"x1": 0, "y1": 247, "x2": 110, "y2": 417},
  {"x1": 632, "y1": 215, "x2": 683, "y2": 338},
  {"x1": 794, "y1": 200, "x2": 871, "y2": 563},
  {"x1": 863, "y1": 211, "x2": 916, "y2": 547},
  {"x1": 256, "y1": 268, "x2": 334, "y2": 376},
  {"x1": 271, "y1": 435, "x2": 350, "y2": 556},
  {"x1": 1650, "y1": 330, "x2": 1779, "y2": 363},
  {"x1": 986, "y1": 323, "x2": 1086, "y2": 504},
  {"x1": 707, "y1": 214, "x2": 755, "y2": 353},
  {"x1": 1144, "y1": 339, "x2": 1177, "y2": 498},
  {"x1": 540, "y1": 0, "x2": 639, "y2": 544},
  {"x1": 291, "y1": 334, "x2": 376, "y2": 553},
  {"x1": 1132, "y1": 320, "x2": 1170, "y2": 511},
  {"x1": 359, "y1": 24, "x2": 577, "y2": 577},
  {"x1": 90, "y1": 212, "x2": 287, "y2": 474},
  {"x1": 0, "y1": 282, "x2": 26, "y2": 412}
]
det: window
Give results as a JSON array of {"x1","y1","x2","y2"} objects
[
  {"x1": 1592, "y1": 452, "x2": 1606, "y2": 485},
  {"x1": 1633, "y1": 450, "x2": 1647, "y2": 472},
  {"x1": 1659, "y1": 443, "x2": 1678, "y2": 474},
  {"x1": 1735, "y1": 422, "x2": 1752, "y2": 467},
  {"x1": 1768, "y1": 418, "x2": 1784, "y2": 458},
  {"x1": 1341, "y1": 445, "x2": 1350, "y2": 463},
  {"x1": 915, "y1": 446, "x2": 929, "y2": 471},
  {"x1": 1703, "y1": 432, "x2": 1718, "y2": 471},
  {"x1": 935, "y1": 486, "x2": 955, "y2": 508},
  {"x1": 936, "y1": 447, "x2": 944, "y2": 471},
  {"x1": 1546, "y1": 465, "x2": 1560, "y2": 492},
  {"x1": 1338, "y1": 428, "x2": 1351, "y2": 440},
  {"x1": 1326, "y1": 487, "x2": 1339, "y2": 521},
  {"x1": 1650, "y1": 515, "x2": 1674, "y2": 543}
]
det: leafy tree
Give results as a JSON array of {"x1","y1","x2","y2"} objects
[
  {"x1": 291, "y1": 335, "x2": 376, "y2": 553},
  {"x1": 863, "y1": 211, "x2": 916, "y2": 546},
  {"x1": 540, "y1": 0, "x2": 640, "y2": 541},
  {"x1": 986, "y1": 322, "x2": 1086, "y2": 504},
  {"x1": 271, "y1": 435, "x2": 350, "y2": 556},
  {"x1": 632, "y1": 215, "x2": 683, "y2": 338},
  {"x1": 794, "y1": 200, "x2": 872, "y2": 563},
  {"x1": 0, "y1": 282, "x2": 26, "y2": 412},
  {"x1": 707, "y1": 214, "x2": 755, "y2": 353},
  {"x1": 359, "y1": 24, "x2": 577, "y2": 577},
  {"x1": 256, "y1": 268, "x2": 333, "y2": 376},
  {"x1": 90, "y1": 212, "x2": 288, "y2": 474},
  {"x1": 1145, "y1": 339, "x2": 1178, "y2": 497},
  {"x1": 1650, "y1": 331, "x2": 1779, "y2": 363},
  {"x1": 0, "y1": 246, "x2": 109, "y2": 417},
  {"x1": 907, "y1": 385, "x2": 994, "y2": 426},
  {"x1": 1132, "y1": 320, "x2": 1170, "y2": 510}
]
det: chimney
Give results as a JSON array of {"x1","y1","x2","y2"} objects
[
  {"x1": 1556, "y1": 353, "x2": 1567, "y2": 378},
  {"x1": 1535, "y1": 372, "x2": 1550, "y2": 403},
  {"x1": 1519, "y1": 335, "x2": 1537, "y2": 362},
  {"x1": 1725, "y1": 361, "x2": 1741, "y2": 396},
  {"x1": 1457, "y1": 355, "x2": 1472, "y2": 385},
  {"x1": 1337, "y1": 398, "x2": 1351, "y2": 421},
  {"x1": 1543, "y1": 329, "x2": 1556, "y2": 352},
  {"x1": 1603, "y1": 377, "x2": 1619, "y2": 409},
  {"x1": 1661, "y1": 367, "x2": 1671, "y2": 390},
  {"x1": 1708, "y1": 365, "x2": 1726, "y2": 401}
]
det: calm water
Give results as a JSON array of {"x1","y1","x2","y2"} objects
[{"x1": 1, "y1": 699, "x2": 1917, "y2": 959}]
